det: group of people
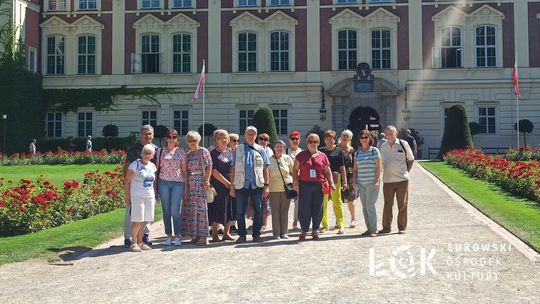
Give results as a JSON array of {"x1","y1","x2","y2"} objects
[{"x1": 123, "y1": 124, "x2": 415, "y2": 252}]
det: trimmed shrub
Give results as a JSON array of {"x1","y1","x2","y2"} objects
[
  {"x1": 439, "y1": 104, "x2": 473, "y2": 157},
  {"x1": 102, "y1": 124, "x2": 119, "y2": 137},
  {"x1": 513, "y1": 119, "x2": 534, "y2": 147},
  {"x1": 37, "y1": 137, "x2": 135, "y2": 153},
  {"x1": 253, "y1": 107, "x2": 279, "y2": 146}
]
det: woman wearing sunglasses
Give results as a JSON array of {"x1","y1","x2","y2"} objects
[
  {"x1": 352, "y1": 130, "x2": 381, "y2": 237},
  {"x1": 155, "y1": 128, "x2": 187, "y2": 246}
]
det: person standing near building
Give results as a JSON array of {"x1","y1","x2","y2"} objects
[
  {"x1": 379, "y1": 125, "x2": 414, "y2": 234},
  {"x1": 377, "y1": 133, "x2": 387, "y2": 148},
  {"x1": 85, "y1": 135, "x2": 93, "y2": 152},
  {"x1": 267, "y1": 140, "x2": 294, "y2": 239},
  {"x1": 123, "y1": 125, "x2": 158, "y2": 248},
  {"x1": 229, "y1": 126, "x2": 270, "y2": 244},
  {"x1": 29, "y1": 139, "x2": 36, "y2": 155},
  {"x1": 403, "y1": 129, "x2": 417, "y2": 158},
  {"x1": 338, "y1": 130, "x2": 356, "y2": 228},
  {"x1": 319, "y1": 130, "x2": 347, "y2": 235},
  {"x1": 287, "y1": 130, "x2": 302, "y2": 230}
]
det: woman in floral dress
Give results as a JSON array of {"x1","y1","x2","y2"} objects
[{"x1": 182, "y1": 131, "x2": 213, "y2": 246}]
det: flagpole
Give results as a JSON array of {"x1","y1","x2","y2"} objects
[
  {"x1": 517, "y1": 94, "x2": 520, "y2": 148},
  {"x1": 202, "y1": 59, "x2": 206, "y2": 147}
]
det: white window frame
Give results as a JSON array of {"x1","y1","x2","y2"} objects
[
  {"x1": 46, "y1": 35, "x2": 65, "y2": 75},
  {"x1": 269, "y1": 31, "x2": 290, "y2": 72},
  {"x1": 477, "y1": 105, "x2": 497, "y2": 135},
  {"x1": 336, "y1": 29, "x2": 358, "y2": 71},
  {"x1": 170, "y1": 0, "x2": 194, "y2": 8},
  {"x1": 45, "y1": 0, "x2": 69, "y2": 12},
  {"x1": 46, "y1": 112, "x2": 63, "y2": 138},
  {"x1": 272, "y1": 108, "x2": 289, "y2": 135},
  {"x1": 371, "y1": 28, "x2": 391, "y2": 70},
  {"x1": 335, "y1": 0, "x2": 358, "y2": 4},
  {"x1": 142, "y1": 110, "x2": 158, "y2": 127},
  {"x1": 172, "y1": 33, "x2": 192, "y2": 73},
  {"x1": 77, "y1": 35, "x2": 97, "y2": 74},
  {"x1": 77, "y1": 111, "x2": 94, "y2": 137},
  {"x1": 141, "y1": 33, "x2": 161, "y2": 73},
  {"x1": 237, "y1": 0, "x2": 259, "y2": 7},
  {"x1": 76, "y1": 0, "x2": 99, "y2": 11},
  {"x1": 474, "y1": 25, "x2": 497, "y2": 68},
  {"x1": 139, "y1": 0, "x2": 163, "y2": 10},
  {"x1": 268, "y1": 0, "x2": 291, "y2": 6},
  {"x1": 440, "y1": 26, "x2": 463, "y2": 69},
  {"x1": 172, "y1": 109, "x2": 190, "y2": 135},
  {"x1": 28, "y1": 47, "x2": 37, "y2": 73},
  {"x1": 238, "y1": 108, "x2": 256, "y2": 134},
  {"x1": 238, "y1": 32, "x2": 258, "y2": 72}
]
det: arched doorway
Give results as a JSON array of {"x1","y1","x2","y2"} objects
[{"x1": 347, "y1": 107, "x2": 380, "y2": 148}]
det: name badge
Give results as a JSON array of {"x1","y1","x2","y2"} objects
[{"x1": 309, "y1": 169, "x2": 316, "y2": 178}]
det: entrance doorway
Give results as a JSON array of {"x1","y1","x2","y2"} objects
[{"x1": 347, "y1": 107, "x2": 380, "y2": 148}]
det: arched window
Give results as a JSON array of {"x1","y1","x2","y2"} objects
[
  {"x1": 238, "y1": 32, "x2": 257, "y2": 72},
  {"x1": 78, "y1": 35, "x2": 96, "y2": 74},
  {"x1": 270, "y1": 32, "x2": 289, "y2": 71},
  {"x1": 441, "y1": 26, "x2": 462, "y2": 68},
  {"x1": 371, "y1": 29, "x2": 391, "y2": 69},
  {"x1": 46, "y1": 35, "x2": 65, "y2": 74},
  {"x1": 141, "y1": 34, "x2": 160, "y2": 73},
  {"x1": 337, "y1": 29, "x2": 357, "y2": 70},
  {"x1": 172, "y1": 33, "x2": 191, "y2": 73},
  {"x1": 475, "y1": 25, "x2": 496, "y2": 67}
]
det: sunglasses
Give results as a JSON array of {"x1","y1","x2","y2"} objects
[
  {"x1": 289, "y1": 137, "x2": 299, "y2": 141},
  {"x1": 230, "y1": 139, "x2": 239, "y2": 142},
  {"x1": 258, "y1": 138, "x2": 269, "y2": 141},
  {"x1": 307, "y1": 140, "x2": 318, "y2": 144},
  {"x1": 360, "y1": 136, "x2": 369, "y2": 139},
  {"x1": 187, "y1": 139, "x2": 197, "y2": 143},
  {"x1": 166, "y1": 136, "x2": 178, "y2": 139}
]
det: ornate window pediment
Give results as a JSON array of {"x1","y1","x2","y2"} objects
[
  {"x1": 264, "y1": 11, "x2": 298, "y2": 29},
  {"x1": 133, "y1": 14, "x2": 166, "y2": 32},
  {"x1": 329, "y1": 9, "x2": 363, "y2": 28},
  {"x1": 40, "y1": 16, "x2": 71, "y2": 35},
  {"x1": 432, "y1": 6, "x2": 468, "y2": 26},
  {"x1": 229, "y1": 12, "x2": 264, "y2": 30},
  {"x1": 166, "y1": 13, "x2": 200, "y2": 32},
  {"x1": 71, "y1": 16, "x2": 104, "y2": 35},
  {"x1": 469, "y1": 4, "x2": 505, "y2": 23},
  {"x1": 364, "y1": 8, "x2": 400, "y2": 26}
]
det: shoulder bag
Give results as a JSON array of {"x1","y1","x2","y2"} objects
[
  {"x1": 199, "y1": 149, "x2": 217, "y2": 203},
  {"x1": 275, "y1": 155, "x2": 298, "y2": 199}
]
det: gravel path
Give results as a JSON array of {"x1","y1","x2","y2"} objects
[{"x1": 0, "y1": 164, "x2": 539, "y2": 304}]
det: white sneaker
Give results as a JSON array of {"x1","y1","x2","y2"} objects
[
  {"x1": 174, "y1": 237, "x2": 182, "y2": 246},
  {"x1": 163, "y1": 238, "x2": 172, "y2": 246},
  {"x1": 337, "y1": 228, "x2": 345, "y2": 235},
  {"x1": 140, "y1": 244, "x2": 152, "y2": 250},
  {"x1": 349, "y1": 220, "x2": 357, "y2": 228}
]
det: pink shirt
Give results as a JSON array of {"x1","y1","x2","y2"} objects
[{"x1": 157, "y1": 147, "x2": 186, "y2": 182}]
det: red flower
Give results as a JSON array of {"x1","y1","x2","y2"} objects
[
  {"x1": 0, "y1": 200, "x2": 5, "y2": 208},
  {"x1": 63, "y1": 180, "x2": 79, "y2": 189},
  {"x1": 20, "y1": 179, "x2": 32, "y2": 184}
]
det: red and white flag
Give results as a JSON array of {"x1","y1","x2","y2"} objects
[
  {"x1": 192, "y1": 61, "x2": 206, "y2": 102},
  {"x1": 512, "y1": 60, "x2": 521, "y2": 97}
]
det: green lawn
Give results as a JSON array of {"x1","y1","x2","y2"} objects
[
  {"x1": 421, "y1": 161, "x2": 540, "y2": 252},
  {"x1": 0, "y1": 204, "x2": 162, "y2": 265},
  {"x1": 0, "y1": 164, "x2": 120, "y2": 187}
]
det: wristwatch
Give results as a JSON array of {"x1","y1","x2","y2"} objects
[{"x1": 263, "y1": 183, "x2": 269, "y2": 186}]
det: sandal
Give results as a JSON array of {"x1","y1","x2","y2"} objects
[
  {"x1": 311, "y1": 231, "x2": 320, "y2": 240},
  {"x1": 223, "y1": 234, "x2": 235, "y2": 241},
  {"x1": 212, "y1": 234, "x2": 222, "y2": 242},
  {"x1": 299, "y1": 232, "x2": 307, "y2": 241},
  {"x1": 196, "y1": 238, "x2": 208, "y2": 246},
  {"x1": 190, "y1": 237, "x2": 199, "y2": 244}
]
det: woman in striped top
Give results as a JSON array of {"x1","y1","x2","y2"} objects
[{"x1": 352, "y1": 130, "x2": 382, "y2": 237}]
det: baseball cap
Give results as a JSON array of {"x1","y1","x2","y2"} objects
[
  {"x1": 245, "y1": 126, "x2": 257, "y2": 134},
  {"x1": 289, "y1": 130, "x2": 301, "y2": 139}
]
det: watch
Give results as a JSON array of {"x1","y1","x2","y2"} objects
[{"x1": 263, "y1": 183, "x2": 269, "y2": 186}]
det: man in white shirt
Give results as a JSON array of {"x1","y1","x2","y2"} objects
[{"x1": 379, "y1": 125, "x2": 414, "y2": 234}]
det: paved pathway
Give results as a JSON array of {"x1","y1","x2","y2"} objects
[{"x1": 0, "y1": 164, "x2": 539, "y2": 303}]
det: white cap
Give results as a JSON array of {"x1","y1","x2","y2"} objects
[{"x1": 245, "y1": 126, "x2": 257, "y2": 134}]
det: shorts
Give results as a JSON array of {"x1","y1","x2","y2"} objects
[{"x1": 130, "y1": 197, "x2": 156, "y2": 222}]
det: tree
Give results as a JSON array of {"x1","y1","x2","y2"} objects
[
  {"x1": 154, "y1": 125, "x2": 168, "y2": 147},
  {"x1": 102, "y1": 124, "x2": 119, "y2": 138},
  {"x1": 198, "y1": 123, "x2": 217, "y2": 147},
  {"x1": 439, "y1": 104, "x2": 473, "y2": 158},
  {"x1": 469, "y1": 122, "x2": 481, "y2": 140},
  {"x1": 252, "y1": 107, "x2": 279, "y2": 146},
  {"x1": 513, "y1": 119, "x2": 534, "y2": 147}
]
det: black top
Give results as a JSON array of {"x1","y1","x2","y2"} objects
[
  {"x1": 320, "y1": 146, "x2": 345, "y2": 173},
  {"x1": 404, "y1": 135, "x2": 416, "y2": 150},
  {"x1": 126, "y1": 142, "x2": 158, "y2": 164}
]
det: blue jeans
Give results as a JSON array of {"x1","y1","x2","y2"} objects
[
  {"x1": 158, "y1": 179, "x2": 184, "y2": 236},
  {"x1": 358, "y1": 182, "x2": 380, "y2": 233},
  {"x1": 298, "y1": 181, "x2": 324, "y2": 232},
  {"x1": 236, "y1": 187, "x2": 263, "y2": 237}
]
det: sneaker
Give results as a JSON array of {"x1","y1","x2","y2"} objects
[
  {"x1": 163, "y1": 238, "x2": 173, "y2": 246},
  {"x1": 318, "y1": 227, "x2": 327, "y2": 233},
  {"x1": 274, "y1": 235, "x2": 281, "y2": 240},
  {"x1": 378, "y1": 229, "x2": 391, "y2": 234},
  {"x1": 361, "y1": 231, "x2": 371, "y2": 236},
  {"x1": 252, "y1": 236, "x2": 264, "y2": 243},
  {"x1": 261, "y1": 226, "x2": 267, "y2": 232},
  {"x1": 398, "y1": 230, "x2": 407, "y2": 234},
  {"x1": 124, "y1": 239, "x2": 132, "y2": 248},
  {"x1": 280, "y1": 234, "x2": 289, "y2": 239},
  {"x1": 235, "y1": 236, "x2": 247, "y2": 244},
  {"x1": 140, "y1": 244, "x2": 152, "y2": 250},
  {"x1": 142, "y1": 234, "x2": 153, "y2": 246},
  {"x1": 370, "y1": 233, "x2": 378, "y2": 237},
  {"x1": 174, "y1": 237, "x2": 182, "y2": 246},
  {"x1": 130, "y1": 244, "x2": 142, "y2": 252},
  {"x1": 337, "y1": 228, "x2": 345, "y2": 235},
  {"x1": 349, "y1": 220, "x2": 357, "y2": 228}
]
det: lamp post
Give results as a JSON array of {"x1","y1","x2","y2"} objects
[
  {"x1": 2, "y1": 114, "x2": 6, "y2": 154},
  {"x1": 320, "y1": 87, "x2": 327, "y2": 121}
]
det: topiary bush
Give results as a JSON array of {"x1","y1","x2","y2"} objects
[
  {"x1": 252, "y1": 107, "x2": 279, "y2": 146},
  {"x1": 102, "y1": 124, "x2": 119, "y2": 137},
  {"x1": 198, "y1": 123, "x2": 217, "y2": 147},
  {"x1": 439, "y1": 104, "x2": 473, "y2": 158},
  {"x1": 513, "y1": 119, "x2": 534, "y2": 147}
]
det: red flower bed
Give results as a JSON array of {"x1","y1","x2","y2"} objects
[
  {"x1": 444, "y1": 149, "x2": 540, "y2": 203},
  {"x1": 0, "y1": 167, "x2": 125, "y2": 236}
]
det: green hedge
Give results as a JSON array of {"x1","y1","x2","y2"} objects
[{"x1": 38, "y1": 136, "x2": 136, "y2": 153}]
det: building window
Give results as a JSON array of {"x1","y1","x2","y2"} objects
[
  {"x1": 272, "y1": 109, "x2": 288, "y2": 135},
  {"x1": 142, "y1": 110, "x2": 158, "y2": 127},
  {"x1": 337, "y1": 29, "x2": 357, "y2": 70},
  {"x1": 367, "y1": 0, "x2": 393, "y2": 3},
  {"x1": 46, "y1": 36, "x2": 65, "y2": 75},
  {"x1": 270, "y1": 0, "x2": 290, "y2": 5},
  {"x1": 475, "y1": 25, "x2": 496, "y2": 67},
  {"x1": 478, "y1": 107, "x2": 496, "y2": 134},
  {"x1": 173, "y1": 110, "x2": 189, "y2": 135},
  {"x1": 172, "y1": 0, "x2": 192, "y2": 8},
  {"x1": 270, "y1": 32, "x2": 289, "y2": 71},
  {"x1": 47, "y1": 112, "x2": 62, "y2": 138},
  {"x1": 238, "y1": 32, "x2": 257, "y2": 72},
  {"x1": 28, "y1": 47, "x2": 37, "y2": 73},
  {"x1": 173, "y1": 34, "x2": 191, "y2": 73},
  {"x1": 336, "y1": 0, "x2": 358, "y2": 3},
  {"x1": 78, "y1": 36, "x2": 96, "y2": 74},
  {"x1": 79, "y1": 0, "x2": 97, "y2": 10},
  {"x1": 48, "y1": 0, "x2": 67, "y2": 11},
  {"x1": 239, "y1": 109, "x2": 254, "y2": 133},
  {"x1": 238, "y1": 0, "x2": 257, "y2": 6},
  {"x1": 141, "y1": 0, "x2": 160, "y2": 9},
  {"x1": 441, "y1": 27, "x2": 462, "y2": 68},
  {"x1": 78, "y1": 112, "x2": 93, "y2": 137},
  {"x1": 141, "y1": 34, "x2": 160, "y2": 73},
  {"x1": 371, "y1": 29, "x2": 391, "y2": 70}
]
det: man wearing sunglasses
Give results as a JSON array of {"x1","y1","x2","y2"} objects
[
  {"x1": 287, "y1": 130, "x2": 303, "y2": 230},
  {"x1": 229, "y1": 126, "x2": 271, "y2": 243}
]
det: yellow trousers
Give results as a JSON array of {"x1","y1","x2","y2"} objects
[{"x1": 321, "y1": 175, "x2": 345, "y2": 229}]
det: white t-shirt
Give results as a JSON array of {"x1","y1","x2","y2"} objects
[
  {"x1": 128, "y1": 159, "x2": 157, "y2": 198},
  {"x1": 380, "y1": 139, "x2": 415, "y2": 183}
]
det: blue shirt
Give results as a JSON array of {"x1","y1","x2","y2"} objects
[
  {"x1": 355, "y1": 147, "x2": 381, "y2": 185},
  {"x1": 232, "y1": 144, "x2": 270, "y2": 189}
]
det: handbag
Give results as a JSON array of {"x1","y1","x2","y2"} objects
[
  {"x1": 275, "y1": 155, "x2": 297, "y2": 199},
  {"x1": 198, "y1": 149, "x2": 217, "y2": 203},
  {"x1": 321, "y1": 179, "x2": 331, "y2": 195}
]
